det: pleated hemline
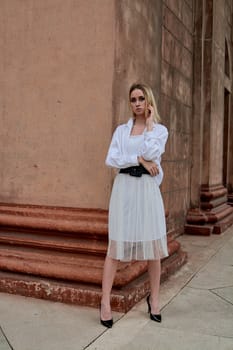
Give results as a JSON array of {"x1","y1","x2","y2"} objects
[{"x1": 107, "y1": 238, "x2": 169, "y2": 262}]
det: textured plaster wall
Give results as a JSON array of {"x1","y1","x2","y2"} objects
[
  {"x1": 160, "y1": 0, "x2": 193, "y2": 233},
  {"x1": 0, "y1": 0, "x2": 115, "y2": 208}
]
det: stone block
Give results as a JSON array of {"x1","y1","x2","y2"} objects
[
  {"x1": 185, "y1": 223, "x2": 213, "y2": 235},
  {"x1": 162, "y1": 28, "x2": 192, "y2": 79},
  {"x1": 164, "y1": 0, "x2": 193, "y2": 33},
  {"x1": 182, "y1": 1, "x2": 193, "y2": 32},
  {"x1": 181, "y1": 46, "x2": 193, "y2": 79},
  {"x1": 213, "y1": 0, "x2": 225, "y2": 49},
  {"x1": 173, "y1": 71, "x2": 192, "y2": 105},
  {"x1": 183, "y1": 27, "x2": 193, "y2": 52},
  {"x1": 164, "y1": 0, "x2": 182, "y2": 19},
  {"x1": 164, "y1": 129, "x2": 191, "y2": 161},
  {"x1": 164, "y1": 188, "x2": 190, "y2": 225},
  {"x1": 161, "y1": 60, "x2": 173, "y2": 97},
  {"x1": 162, "y1": 28, "x2": 175, "y2": 64},
  {"x1": 185, "y1": 0, "x2": 193, "y2": 9},
  {"x1": 163, "y1": 5, "x2": 181, "y2": 41},
  {"x1": 186, "y1": 184, "x2": 233, "y2": 235},
  {"x1": 163, "y1": 5, "x2": 192, "y2": 52},
  {"x1": 162, "y1": 161, "x2": 190, "y2": 193},
  {"x1": 173, "y1": 36, "x2": 183, "y2": 66},
  {"x1": 160, "y1": 95, "x2": 192, "y2": 134},
  {"x1": 160, "y1": 93, "x2": 172, "y2": 126},
  {"x1": 225, "y1": 1, "x2": 232, "y2": 26}
]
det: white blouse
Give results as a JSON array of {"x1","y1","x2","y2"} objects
[{"x1": 105, "y1": 118, "x2": 168, "y2": 186}]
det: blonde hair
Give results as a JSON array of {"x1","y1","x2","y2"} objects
[{"x1": 129, "y1": 83, "x2": 161, "y2": 123}]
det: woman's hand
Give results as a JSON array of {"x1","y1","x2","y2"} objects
[
  {"x1": 138, "y1": 156, "x2": 159, "y2": 177},
  {"x1": 146, "y1": 105, "x2": 154, "y2": 131}
]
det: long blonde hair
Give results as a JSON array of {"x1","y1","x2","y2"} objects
[{"x1": 129, "y1": 83, "x2": 161, "y2": 123}]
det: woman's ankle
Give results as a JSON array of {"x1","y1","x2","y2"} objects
[{"x1": 101, "y1": 297, "x2": 111, "y2": 307}]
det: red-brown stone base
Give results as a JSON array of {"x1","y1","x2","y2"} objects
[
  {"x1": 228, "y1": 193, "x2": 233, "y2": 207},
  {"x1": 0, "y1": 203, "x2": 187, "y2": 312},
  {"x1": 0, "y1": 249, "x2": 187, "y2": 313},
  {"x1": 185, "y1": 185, "x2": 233, "y2": 235}
]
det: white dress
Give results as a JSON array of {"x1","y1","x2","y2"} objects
[{"x1": 106, "y1": 120, "x2": 169, "y2": 262}]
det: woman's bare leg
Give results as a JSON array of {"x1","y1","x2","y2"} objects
[
  {"x1": 147, "y1": 259, "x2": 161, "y2": 314},
  {"x1": 101, "y1": 256, "x2": 118, "y2": 320}
]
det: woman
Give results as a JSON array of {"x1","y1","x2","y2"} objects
[{"x1": 100, "y1": 83, "x2": 169, "y2": 328}]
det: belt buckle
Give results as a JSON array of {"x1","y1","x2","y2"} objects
[{"x1": 130, "y1": 166, "x2": 142, "y2": 177}]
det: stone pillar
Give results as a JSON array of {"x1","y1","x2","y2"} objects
[
  {"x1": 0, "y1": 0, "x2": 187, "y2": 312},
  {"x1": 160, "y1": 0, "x2": 193, "y2": 237},
  {"x1": 185, "y1": 0, "x2": 233, "y2": 235}
]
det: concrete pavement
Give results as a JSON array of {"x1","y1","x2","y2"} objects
[{"x1": 0, "y1": 226, "x2": 233, "y2": 350}]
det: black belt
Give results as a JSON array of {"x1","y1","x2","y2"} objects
[{"x1": 119, "y1": 165, "x2": 150, "y2": 177}]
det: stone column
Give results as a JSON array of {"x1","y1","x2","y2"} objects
[
  {"x1": 186, "y1": 0, "x2": 233, "y2": 235},
  {"x1": 0, "y1": 0, "x2": 186, "y2": 312}
]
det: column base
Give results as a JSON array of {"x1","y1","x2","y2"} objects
[
  {"x1": 228, "y1": 193, "x2": 233, "y2": 207},
  {"x1": 185, "y1": 185, "x2": 233, "y2": 235},
  {"x1": 0, "y1": 248, "x2": 187, "y2": 313},
  {"x1": 0, "y1": 203, "x2": 187, "y2": 312}
]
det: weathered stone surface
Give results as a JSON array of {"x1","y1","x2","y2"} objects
[
  {"x1": 161, "y1": 0, "x2": 193, "y2": 239},
  {"x1": 164, "y1": 130, "x2": 190, "y2": 161},
  {"x1": 163, "y1": 5, "x2": 192, "y2": 52},
  {"x1": 162, "y1": 29, "x2": 192, "y2": 79},
  {"x1": 0, "y1": 203, "x2": 187, "y2": 310},
  {"x1": 160, "y1": 95, "x2": 191, "y2": 134},
  {"x1": 186, "y1": 185, "x2": 233, "y2": 235},
  {"x1": 173, "y1": 71, "x2": 192, "y2": 105},
  {"x1": 162, "y1": 161, "x2": 190, "y2": 193},
  {"x1": 164, "y1": 0, "x2": 193, "y2": 32},
  {"x1": 161, "y1": 60, "x2": 173, "y2": 96},
  {"x1": 113, "y1": 0, "x2": 162, "y2": 126},
  {"x1": 0, "y1": 246, "x2": 187, "y2": 313},
  {"x1": 0, "y1": 0, "x2": 115, "y2": 209}
]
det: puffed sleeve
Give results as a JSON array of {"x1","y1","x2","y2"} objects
[
  {"x1": 139, "y1": 124, "x2": 168, "y2": 161},
  {"x1": 105, "y1": 126, "x2": 139, "y2": 168}
]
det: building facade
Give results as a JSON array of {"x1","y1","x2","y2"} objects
[{"x1": 0, "y1": 0, "x2": 232, "y2": 311}]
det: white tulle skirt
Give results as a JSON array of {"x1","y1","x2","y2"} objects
[{"x1": 107, "y1": 173, "x2": 169, "y2": 261}]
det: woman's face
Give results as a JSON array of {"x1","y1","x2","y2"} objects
[{"x1": 130, "y1": 89, "x2": 146, "y2": 117}]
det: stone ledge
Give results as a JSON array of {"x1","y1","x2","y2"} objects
[
  {"x1": 0, "y1": 203, "x2": 187, "y2": 311},
  {"x1": 0, "y1": 203, "x2": 108, "y2": 237},
  {"x1": 0, "y1": 247, "x2": 187, "y2": 313},
  {"x1": 185, "y1": 185, "x2": 233, "y2": 235}
]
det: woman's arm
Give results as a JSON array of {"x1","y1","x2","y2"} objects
[
  {"x1": 139, "y1": 125, "x2": 168, "y2": 161},
  {"x1": 138, "y1": 156, "x2": 159, "y2": 177},
  {"x1": 105, "y1": 127, "x2": 139, "y2": 168}
]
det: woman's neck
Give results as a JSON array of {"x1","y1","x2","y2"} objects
[{"x1": 133, "y1": 116, "x2": 146, "y2": 125}]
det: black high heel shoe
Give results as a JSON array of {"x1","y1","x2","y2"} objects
[
  {"x1": 146, "y1": 295, "x2": 162, "y2": 323},
  {"x1": 100, "y1": 305, "x2": 113, "y2": 328}
]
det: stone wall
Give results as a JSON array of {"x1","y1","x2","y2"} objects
[
  {"x1": 0, "y1": 0, "x2": 115, "y2": 209},
  {"x1": 185, "y1": 0, "x2": 233, "y2": 235},
  {"x1": 112, "y1": 0, "x2": 162, "y2": 126},
  {"x1": 160, "y1": 0, "x2": 194, "y2": 235},
  {"x1": 224, "y1": 0, "x2": 233, "y2": 192},
  {"x1": 190, "y1": 0, "x2": 233, "y2": 195},
  {"x1": 0, "y1": 0, "x2": 164, "y2": 211}
]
